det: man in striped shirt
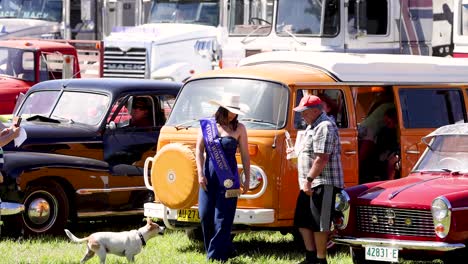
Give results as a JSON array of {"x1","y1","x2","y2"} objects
[{"x1": 292, "y1": 95, "x2": 344, "y2": 264}]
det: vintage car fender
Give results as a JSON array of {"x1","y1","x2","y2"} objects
[
  {"x1": 441, "y1": 190, "x2": 468, "y2": 234},
  {"x1": 1, "y1": 151, "x2": 108, "y2": 186}
]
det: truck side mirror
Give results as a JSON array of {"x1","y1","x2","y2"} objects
[
  {"x1": 356, "y1": 0, "x2": 368, "y2": 37},
  {"x1": 62, "y1": 55, "x2": 75, "y2": 79},
  {"x1": 194, "y1": 39, "x2": 218, "y2": 59}
]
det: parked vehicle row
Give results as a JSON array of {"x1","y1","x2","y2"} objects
[
  {"x1": 1, "y1": 51, "x2": 467, "y2": 264},
  {"x1": 142, "y1": 51, "x2": 468, "y2": 263}
]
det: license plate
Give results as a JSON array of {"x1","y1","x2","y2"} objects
[
  {"x1": 177, "y1": 209, "x2": 200, "y2": 222},
  {"x1": 365, "y1": 245, "x2": 398, "y2": 262}
]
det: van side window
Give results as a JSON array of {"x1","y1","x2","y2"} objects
[
  {"x1": 399, "y1": 89, "x2": 466, "y2": 128},
  {"x1": 294, "y1": 89, "x2": 348, "y2": 129}
]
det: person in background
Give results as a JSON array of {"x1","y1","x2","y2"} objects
[
  {"x1": 0, "y1": 121, "x2": 20, "y2": 183},
  {"x1": 289, "y1": 95, "x2": 344, "y2": 264},
  {"x1": 195, "y1": 93, "x2": 250, "y2": 262},
  {"x1": 129, "y1": 97, "x2": 153, "y2": 127},
  {"x1": 318, "y1": 94, "x2": 338, "y2": 124},
  {"x1": 375, "y1": 108, "x2": 400, "y2": 180}
]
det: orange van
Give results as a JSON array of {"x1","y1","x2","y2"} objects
[{"x1": 143, "y1": 52, "x2": 468, "y2": 237}]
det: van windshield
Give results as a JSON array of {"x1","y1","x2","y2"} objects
[
  {"x1": 149, "y1": 0, "x2": 219, "y2": 26},
  {"x1": 167, "y1": 78, "x2": 289, "y2": 130}
]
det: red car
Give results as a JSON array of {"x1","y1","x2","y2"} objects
[{"x1": 333, "y1": 123, "x2": 468, "y2": 263}]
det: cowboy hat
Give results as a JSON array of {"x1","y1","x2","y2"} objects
[{"x1": 209, "y1": 93, "x2": 249, "y2": 115}]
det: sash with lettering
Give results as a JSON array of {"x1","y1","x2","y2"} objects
[{"x1": 200, "y1": 118, "x2": 240, "y2": 198}]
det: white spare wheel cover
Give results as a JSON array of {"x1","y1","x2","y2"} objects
[{"x1": 151, "y1": 143, "x2": 198, "y2": 209}]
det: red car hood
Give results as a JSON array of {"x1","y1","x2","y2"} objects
[
  {"x1": 356, "y1": 173, "x2": 468, "y2": 209},
  {"x1": 0, "y1": 76, "x2": 31, "y2": 114}
]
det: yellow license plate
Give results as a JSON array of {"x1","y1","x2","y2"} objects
[{"x1": 177, "y1": 209, "x2": 200, "y2": 222}]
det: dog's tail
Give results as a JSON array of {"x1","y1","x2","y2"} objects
[{"x1": 64, "y1": 229, "x2": 88, "y2": 243}]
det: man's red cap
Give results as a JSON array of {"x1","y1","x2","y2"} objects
[{"x1": 293, "y1": 95, "x2": 322, "y2": 112}]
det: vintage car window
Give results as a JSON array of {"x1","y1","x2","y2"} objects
[
  {"x1": 159, "y1": 95, "x2": 176, "y2": 126},
  {"x1": 167, "y1": 78, "x2": 288, "y2": 130},
  {"x1": 276, "y1": 0, "x2": 339, "y2": 37},
  {"x1": 399, "y1": 89, "x2": 466, "y2": 128},
  {"x1": 17, "y1": 90, "x2": 60, "y2": 118},
  {"x1": 51, "y1": 91, "x2": 110, "y2": 125},
  {"x1": 294, "y1": 89, "x2": 348, "y2": 129},
  {"x1": 414, "y1": 135, "x2": 468, "y2": 172},
  {"x1": 228, "y1": 0, "x2": 273, "y2": 36}
]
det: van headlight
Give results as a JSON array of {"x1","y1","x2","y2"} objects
[
  {"x1": 431, "y1": 196, "x2": 451, "y2": 238},
  {"x1": 240, "y1": 166, "x2": 265, "y2": 190}
]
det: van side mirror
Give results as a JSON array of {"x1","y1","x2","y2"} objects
[{"x1": 356, "y1": 0, "x2": 368, "y2": 37}]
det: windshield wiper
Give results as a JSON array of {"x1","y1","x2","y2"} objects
[
  {"x1": 26, "y1": 115, "x2": 60, "y2": 123},
  {"x1": 282, "y1": 28, "x2": 306, "y2": 46},
  {"x1": 241, "y1": 25, "x2": 271, "y2": 44},
  {"x1": 174, "y1": 119, "x2": 199, "y2": 131},
  {"x1": 239, "y1": 118, "x2": 276, "y2": 126}
]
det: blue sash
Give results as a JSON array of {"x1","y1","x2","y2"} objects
[{"x1": 200, "y1": 118, "x2": 240, "y2": 197}]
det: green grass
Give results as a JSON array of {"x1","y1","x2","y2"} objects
[{"x1": 0, "y1": 220, "x2": 445, "y2": 263}]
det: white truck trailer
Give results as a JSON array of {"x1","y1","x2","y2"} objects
[{"x1": 102, "y1": 0, "x2": 454, "y2": 82}]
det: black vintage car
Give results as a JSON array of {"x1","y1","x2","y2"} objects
[{"x1": 0, "y1": 78, "x2": 181, "y2": 236}]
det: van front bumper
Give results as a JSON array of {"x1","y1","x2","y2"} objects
[
  {"x1": 334, "y1": 236, "x2": 466, "y2": 252},
  {"x1": 144, "y1": 202, "x2": 274, "y2": 227}
]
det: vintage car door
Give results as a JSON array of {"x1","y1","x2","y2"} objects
[
  {"x1": 394, "y1": 86, "x2": 467, "y2": 177},
  {"x1": 293, "y1": 86, "x2": 359, "y2": 187},
  {"x1": 102, "y1": 94, "x2": 175, "y2": 209}
]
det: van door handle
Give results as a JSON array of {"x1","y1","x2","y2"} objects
[
  {"x1": 344, "y1": 151, "x2": 357, "y2": 155},
  {"x1": 405, "y1": 150, "x2": 420, "y2": 154}
]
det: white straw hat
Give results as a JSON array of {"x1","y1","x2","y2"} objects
[{"x1": 209, "y1": 93, "x2": 249, "y2": 115}]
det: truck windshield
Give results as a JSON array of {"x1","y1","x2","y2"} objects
[
  {"x1": 149, "y1": 0, "x2": 220, "y2": 26},
  {"x1": 0, "y1": 0, "x2": 62, "y2": 22},
  {"x1": 276, "y1": 0, "x2": 339, "y2": 36},
  {"x1": 167, "y1": 78, "x2": 289, "y2": 130},
  {"x1": 414, "y1": 135, "x2": 468, "y2": 173},
  {"x1": 228, "y1": 0, "x2": 273, "y2": 36},
  {"x1": 0, "y1": 47, "x2": 35, "y2": 82}
]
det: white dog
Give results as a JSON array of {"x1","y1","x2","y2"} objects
[{"x1": 64, "y1": 218, "x2": 164, "y2": 264}]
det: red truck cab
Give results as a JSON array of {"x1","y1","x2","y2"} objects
[{"x1": 0, "y1": 40, "x2": 81, "y2": 115}]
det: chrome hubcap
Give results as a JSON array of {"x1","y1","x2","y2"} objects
[{"x1": 27, "y1": 198, "x2": 51, "y2": 225}]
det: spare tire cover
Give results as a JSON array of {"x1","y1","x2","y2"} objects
[{"x1": 151, "y1": 143, "x2": 198, "y2": 209}]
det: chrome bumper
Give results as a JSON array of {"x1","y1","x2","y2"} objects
[
  {"x1": 0, "y1": 201, "x2": 25, "y2": 216},
  {"x1": 334, "y1": 236, "x2": 466, "y2": 252},
  {"x1": 144, "y1": 202, "x2": 274, "y2": 229}
]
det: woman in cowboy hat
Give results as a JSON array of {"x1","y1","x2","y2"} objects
[{"x1": 195, "y1": 93, "x2": 250, "y2": 262}]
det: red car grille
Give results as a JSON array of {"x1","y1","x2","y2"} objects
[{"x1": 357, "y1": 206, "x2": 436, "y2": 237}]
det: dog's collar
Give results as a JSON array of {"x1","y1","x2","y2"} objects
[{"x1": 137, "y1": 231, "x2": 146, "y2": 247}]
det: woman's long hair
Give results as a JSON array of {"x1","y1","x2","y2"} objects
[{"x1": 215, "y1": 107, "x2": 238, "y2": 131}]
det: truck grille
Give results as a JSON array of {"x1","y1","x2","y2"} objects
[
  {"x1": 357, "y1": 206, "x2": 436, "y2": 237},
  {"x1": 103, "y1": 47, "x2": 147, "y2": 78}
]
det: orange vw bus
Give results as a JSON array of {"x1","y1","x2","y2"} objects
[{"x1": 143, "y1": 52, "x2": 468, "y2": 237}]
